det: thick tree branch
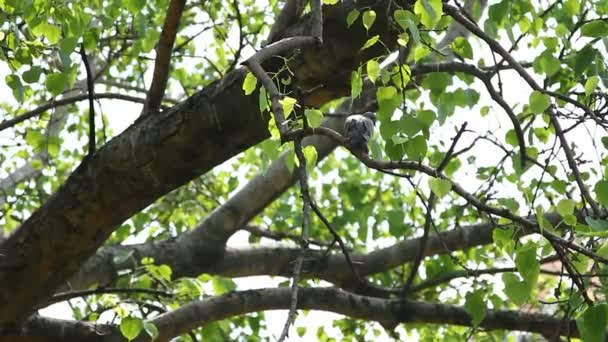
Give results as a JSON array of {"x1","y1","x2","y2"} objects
[
  {"x1": 4, "y1": 287, "x2": 580, "y2": 341},
  {"x1": 0, "y1": 0, "x2": 403, "y2": 322}
]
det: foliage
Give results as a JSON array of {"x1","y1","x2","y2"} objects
[{"x1": 1, "y1": 0, "x2": 608, "y2": 340}]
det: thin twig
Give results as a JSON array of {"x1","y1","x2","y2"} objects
[
  {"x1": 402, "y1": 123, "x2": 468, "y2": 294},
  {"x1": 43, "y1": 287, "x2": 172, "y2": 308},
  {"x1": 226, "y1": 0, "x2": 245, "y2": 72},
  {"x1": 242, "y1": 0, "x2": 323, "y2": 137},
  {"x1": 0, "y1": 93, "x2": 149, "y2": 132},
  {"x1": 443, "y1": 3, "x2": 601, "y2": 216}
]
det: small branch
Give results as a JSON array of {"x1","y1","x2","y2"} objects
[
  {"x1": 42, "y1": 287, "x2": 172, "y2": 308},
  {"x1": 403, "y1": 123, "x2": 468, "y2": 293},
  {"x1": 80, "y1": 45, "x2": 96, "y2": 157},
  {"x1": 266, "y1": 0, "x2": 306, "y2": 44},
  {"x1": 443, "y1": 3, "x2": 600, "y2": 216},
  {"x1": 550, "y1": 110, "x2": 601, "y2": 216},
  {"x1": 282, "y1": 126, "x2": 608, "y2": 265},
  {"x1": 277, "y1": 138, "x2": 312, "y2": 342},
  {"x1": 242, "y1": 224, "x2": 331, "y2": 247},
  {"x1": 226, "y1": 0, "x2": 245, "y2": 72},
  {"x1": 308, "y1": 196, "x2": 360, "y2": 280},
  {"x1": 480, "y1": 76, "x2": 527, "y2": 167},
  {"x1": 142, "y1": 0, "x2": 186, "y2": 115},
  {"x1": 0, "y1": 93, "x2": 148, "y2": 132},
  {"x1": 242, "y1": 0, "x2": 323, "y2": 137}
]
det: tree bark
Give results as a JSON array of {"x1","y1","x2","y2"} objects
[{"x1": 0, "y1": 0, "x2": 401, "y2": 322}]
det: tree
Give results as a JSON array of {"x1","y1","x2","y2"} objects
[{"x1": 1, "y1": 0, "x2": 608, "y2": 340}]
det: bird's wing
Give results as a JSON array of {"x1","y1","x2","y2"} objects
[
  {"x1": 361, "y1": 118, "x2": 374, "y2": 141},
  {"x1": 344, "y1": 116, "x2": 359, "y2": 138}
]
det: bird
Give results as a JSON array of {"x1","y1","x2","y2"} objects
[{"x1": 344, "y1": 111, "x2": 377, "y2": 155}]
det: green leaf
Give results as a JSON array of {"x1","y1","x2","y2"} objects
[
  {"x1": 125, "y1": 0, "x2": 146, "y2": 13},
  {"x1": 394, "y1": 9, "x2": 420, "y2": 44},
  {"x1": 397, "y1": 32, "x2": 409, "y2": 46},
  {"x1": 505, "y1": 130, "x2": 519, "y2": 147},
  {"x1": 391, "y1": 64, "x2": 411, "y2": 89},
  {"x1": 488, "y1": 1, "x2": 509, "y2": 26},
  {"x1": 529, "y1": 91, "x2": 551, "y2": 114},
  {"x1": 25, "y1": 129, "x2": 44, "y2": 149},
  {"x1": 120, "y1": 317, "x2": 143, "y2": 341},
  {"x1": 533, "y1": 51, "x2": 560, "y2": 76},
  {"x1": 143, "y1": 322, "x2": 159, "y2": 340},
  {"x1": 22, "y1": 67, "x2": 42, "y2": 84},
  {"x1": 32, "y1": 23, "x2": 62, "y2": 44},
  {"x1": 242, "y1": 72, "x2": 257, "y2": 95},
  {"x1": 346, "y1": 9, "x2": 360, "y2": 28},
  {"x1": 451, "y1": 37, "x2": 473, "y2": 59},
  {"x1": 362, "y1": 10, "x2": 376, "y2": 31},
  {"x1": 212, "y1": 276, "x2": 237, "y2": 295},
  {"x1": 564, "y1": 0, "x2": 580, "y2": 16},
  {"x1": 267, "y1": 116, "x2": 280, "y2": 140},
  {"x1": 581, "y1": 20, "x2": 608, "y2": 38},
  {"x1": 585, "y1": 217, "x2": 608, "y2": 232},
  {"x1": 515, "y1": 243, "x2": 539, "y2": 287},
  {"x1": 376, "y1": 86, "x2": 400, "y2": 121},
  {"x1": 297, "y1": 327, "x2": 307, "y2": 337},
  {"x1": 536, "y1": 206, "x2": 553, "y2": 233},
  {"x1": 464, "y1": 290, "x2": 486, "y2": 327},
  {"x1": 361, "y1": 35, "x2": 380, "y2": 50},
  {"x1": 351, "y1": 69, "x2": 363, "y2": 98},
  {"x1": 283, "y1": 146, "x2": 296, "y2": 172},
  {"x1": 564, "y1": 214, "x2": 577, "y2": 226},
  {"x1": 45, "y1": 73, "x2": 68, "y2": 97},
  {"x1": 31, "y1": 159, "x2": 43, "y2": 170},
  {"x1": 157, "y1": 264, "x2": 172, "y2": 281},
  {"x1": 595, "y1": 180, "x2": 608, "y2": 207},
  {"x1": 405, "y1": 135, "x2": 427, "y2": 160},
  {"x1": 384, "y1": 139, "x2": 406, "y2": 160},
  {"x1": 366, "y1": 60, "x2": 380, "y2": 83},
  {"x1": 585, "y1": 76, "x2": 600, "y2": 96},
  {"x1": 6, "y1": 74, "x2": 24, "y2": 102},
  {"x1": 279, "y1": 96, "x2": 297, "y2": 116},
  {"x1": 414, "y1": 0, "x2": 443, "y2": 28},
  {"x1": 323, "y1": 0, "x2": 339, "y2": 3},
  {"x1": 577, "y1": 304, "x2": 608, "y2": 342},
  {"x1": 603, "y1": 137, "x2": 608, "y2": 150},
  {"x1": 556, "y1": 199, "x2": 576, "y2": 217},
  {"x1": 302, "y1": 145, "x2": 318, "y2": 169},
  {"x1": 259, "y1": 86, "x2": 269, "y2": 112},
  {"x1": 429, "y1": 178, "x2": 451, "y2": 198},
  {"x1": 502, "y1": 273, "x2": 531, "y2": 305},
  {"x1": 304, "y1": 109, "x2": 324, "y2": 128}
]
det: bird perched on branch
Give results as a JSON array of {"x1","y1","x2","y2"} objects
[{"x1": 344, "y1": 112, "x2": 377, "y2": 155}]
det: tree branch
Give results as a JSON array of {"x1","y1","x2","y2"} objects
[
  {"x1": 142, "y1": 0, "x2": 186, "y2": 115},
  {"x1": 443, "y1": 3, "x2": 601, "y2": 215},
  {"x1": 0, "y1": 93, "x2": 147, "y2": 132},
  {"x1": 5, "y1": 287, "x2": 580, "y2": 341}
]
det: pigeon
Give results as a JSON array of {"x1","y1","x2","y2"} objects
[{"x1": 344, "y1": 112, "x2": 377, "y2": 155}]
